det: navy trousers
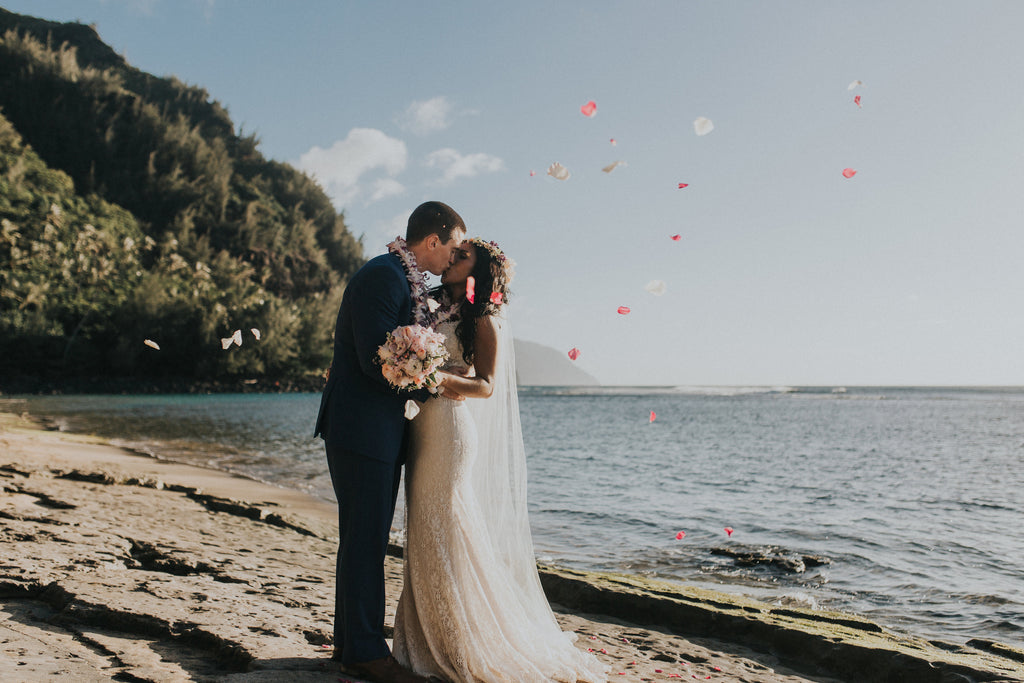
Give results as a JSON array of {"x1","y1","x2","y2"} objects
[{"x1": 325, "y1": 443, "x2": 403, "y2": 664}]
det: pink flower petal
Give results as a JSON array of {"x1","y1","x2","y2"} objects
[
  {"x1": 529, "y1": 170, "x2": 536, "y2": 176},
  {"x1": 675, "y1": 531, "x2": 686, "y2": 540},
  {"x1": 568, "y1": 347, "x2": 580, "y2": 361},
  {"x1": 854, "y1": 95, "x2": 862, "y2": 108},
  {"x1": 610, "y1": 138, "x2": 617, "y2": 145},
  {"x1": 670, "y1": 234, "x2": 682, "y2": 241},
  {"x1": 725, "y1": 526, "x2": 734, "y2": 536},
  {"x1": 678, "y1": 183, "x2": 689, "y2": 189},
  {"x1": 466, "y1": 276, "x2": 475, "y2": 304},
  {"x1": 581, "y1": 100, "x2": 597, "y2": 117},
  {"x1": 489, "y1": 291, "x2": 503, "y2": 304},
  {"x1": 617, "y1": 306, "x2": 631, "y2": 315},
  {"x1": 649, "y1": 410, "x2": 656, "y2": 423},
  {"x1": 842, "y1": 168, "x2": 857, "y2": 179}
]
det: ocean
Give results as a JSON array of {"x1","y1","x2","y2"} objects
[{"x1": 6, "y1": 386, "x2": 1023, "y2": 649}]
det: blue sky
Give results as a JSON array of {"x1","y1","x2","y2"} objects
[{"x1": 8, "y1": 1, "x2": 1024, "y2": 385}]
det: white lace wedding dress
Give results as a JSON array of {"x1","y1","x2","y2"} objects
[{"x1": 394, "y1": 318, "x2": 608, "y2": 683}]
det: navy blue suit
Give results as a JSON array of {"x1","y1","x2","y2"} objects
[{"x1": 314, "y1": 252, "x2": 427, "y2": 664}]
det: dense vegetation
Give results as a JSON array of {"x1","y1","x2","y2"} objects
[{"x1": 0, "y1": 9, "x2": 363, "y2": 387}]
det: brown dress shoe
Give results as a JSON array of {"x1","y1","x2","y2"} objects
[{"x1": 342, "y1": 655, "x2": 432, "y2": 683}]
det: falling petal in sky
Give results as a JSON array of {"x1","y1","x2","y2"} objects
[
  {"x1": 489, "y1": 291, "x2": 503, "y2": 304},
  {"x1": 848, "y1": 79, "x2": 864, "y2": 90},
  {"x1": 466, "y1": 276, "x2": 476, "y2": 304},
  {"x1": 725, "y1": 527, "x2": 734, "y2": 536},
  {"x1": 547, "y1": 162, "x2": 570, "y2": 181},
  {"x1": 649, "y1": 410, "x2": 656, "y2": 423},
  {"x1": 143, "y1": 339, "x2": 160, "y2": 350},
  {"x1": 529, "y1": 170, "x2": 536, "y2": 177},
  {"x1": 610, "y1": 138, "x2": 617, "y2": 145},
  {"x1": 677, "y1": 183, "x2": 689, "y2": 189},
  {"x1": 645, "y1": 280, "x2": 667, "y2": 296},
  {"x1": 251, "y1": 328, "x2": 261, "y2": 341},
  {"x1": 675, "y1": 531, "x2": 685, "y2": 540},
  {"x1": 427, "y1": 298, "x2": 441, "y2": 313},
  {"x1": 602, "y1": 161, "x2": 625, "y2": 173},
  {"x1": 842, "y1": 168, "x2": 857, "y2": 179},
  {"x1": 854, "y1": 95, "x2": 862, "y2": 108},
  {"x1": 580, "y1": 100, "x2": 597, "y2": 117},
  {"x1": 617, "y1": 306, "x2": 631, "y2": 315},
  {"x1": 568, "y1": 347, "x2": 580, "y2": 361},
  {"x1": 693, "y1": 116, "x2": 714, "y2": 136},
  {"x1": 231, "y1": 329, "x2": 243, "y2": 347},
  {"x1": 404, "y1": 400, "x2": 420, "y2": 420},
  {"x1": 670, "y1": 234, "x2": 682, "y2": 241}
]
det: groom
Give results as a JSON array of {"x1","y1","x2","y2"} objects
[{"x1": 315, "y1": 201, "x2": 465, "y2": 683}]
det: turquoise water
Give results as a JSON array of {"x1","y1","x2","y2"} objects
[{"x1": 7, "y1": 386, "x2": 1023, "y2": 648}]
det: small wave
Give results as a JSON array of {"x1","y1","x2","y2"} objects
[
  {"x1": 669, "y1": 386, "x2": 798, "y2": 396},
  {"x1": 773, "y1": 591, "x2": 824, "y2": 611},
  {"x1": 535, "y1": 507, "x2": 660, "y2": 529}
]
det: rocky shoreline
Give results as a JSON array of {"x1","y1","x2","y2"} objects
[{"x1": 2, "y1": 410, "x2": 1022, "y2": 682}]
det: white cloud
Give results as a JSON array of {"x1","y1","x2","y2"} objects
[
  {"x1": 295, "y1": 128, "x2": 407, "y2": 208},
  {"x1": 400, "y1": 96, "x2": 454, "y2": 135},
  {"x1": 369, "y1": 178, "x2": 406, "y2": 202},
  {"x1": 425, "y1": 148, "x2": 505, "y2": 184}
]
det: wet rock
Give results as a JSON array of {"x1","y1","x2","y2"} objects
[{"x1": 710, "y1": 545, "x2": 832, "y2": 573}]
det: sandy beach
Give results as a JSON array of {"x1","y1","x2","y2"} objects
[{"x1": 2, "y1": 409, "x2": 1021, "y2": 683}]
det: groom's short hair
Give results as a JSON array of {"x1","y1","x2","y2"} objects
[{"x1": 406, "y1": 201, "x2": 465, "y2": 245}]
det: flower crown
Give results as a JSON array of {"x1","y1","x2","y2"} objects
[{"x1": 468, "y1": 237, "x2": 516, "y2": 286}]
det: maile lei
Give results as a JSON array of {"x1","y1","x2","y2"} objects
[{"x1": 389, "y1": 236, "x2": 456, "y2": 328}]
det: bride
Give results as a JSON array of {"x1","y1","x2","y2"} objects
[{"x1": 394, "y1": 238, "x2": 608, "y2": 683}]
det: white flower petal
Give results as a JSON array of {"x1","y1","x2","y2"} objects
[
  {"x1": 693, "y1": 117, "x2": 714, "y2": 136},
  {"x1": 645, "y1": 280, "x2": 667, "y2": 296},
  {"x1": 546, "y1": 162, "x2": 570, "y2": 181},
  {"x1": 404, "y1": 399, "x2": 421, "y2": 420}
]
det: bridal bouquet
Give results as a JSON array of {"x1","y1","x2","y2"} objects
[{"x1": 377, "y1": 324, "x2": 448, "y2": 392}]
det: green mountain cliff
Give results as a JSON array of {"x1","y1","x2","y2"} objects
[{"x1": 0, "y1": 8, "x2": 363, "y2": 384}]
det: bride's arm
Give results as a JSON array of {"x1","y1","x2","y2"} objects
[{"x1": 437, "y1": 316, "x2": 500, "y2": 400}]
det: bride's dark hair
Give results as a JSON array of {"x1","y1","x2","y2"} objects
[{"x1": 433, "y1": 240, "x2": 512, "y2": 365}]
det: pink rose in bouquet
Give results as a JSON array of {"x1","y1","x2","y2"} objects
[{"x1": 377, "y1": 324, "x2": 448, "y2": 392}]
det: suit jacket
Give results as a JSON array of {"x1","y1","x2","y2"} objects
[{"x1": 314, "y1": 252, "x2": 426, "y2": 463}]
